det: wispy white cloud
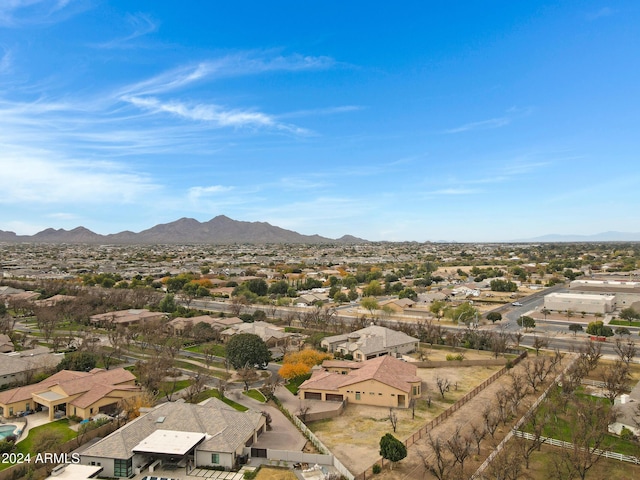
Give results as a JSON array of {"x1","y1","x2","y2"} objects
[
  {"x1": 0, "y1": 47, "x2": 11, "y2": 73},
  {"x1": 424, "y1": 188, "x2": 481, "y2": 195},
  {"x1": 95, "y1": 12, "x2": 158, "y2": 49},
  {"x1": 443, "y1": 116, "x2": 511, "y2": 134},
  {"x1": 278, "y1": 105, "x2": 362, "y2": 119},
  {"x1": 117, "y1": 52, "x2": 335, "y2": 97},
  {"x1": 122, "y1": 95, "x2": 310, "y2": 134},
  {"x1": 188, "y1": 185, "x2": 234, "y2": 201},
  {"x1": 586, "y1": 7, "x2": 615, "y2": 21},
  {"x1": 442, "y1": 107, "x2": 534, "y2": 135},
  {"x1": 0, "y1": 0, "x2": 81, "y2": 27}
]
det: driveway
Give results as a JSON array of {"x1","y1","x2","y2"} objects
[{"x1": 227, "y1": 387, "x2": 307, "y2": 451}]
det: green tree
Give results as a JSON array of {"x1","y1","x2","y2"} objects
[
  {"x1": 226, "y1": 333, "x2": 270, "y2": 369},
  {"x1": 361, "y1": 297, "x2": 379, "y2": 319},
  {"x1": 379, "y1": 433, "x2": 407, "y2": 469},
  {"x1": 486, "y1": 312, "x2": 502, "y2": 323},
  {"x1": 586, "y1": 320, "x2": 614, "y2": 337},
  {"x1": 429, "y1": 300, "x2": 446, "y2": 320},
  {"x1": 517, "y1": 315, "x2": 536, "y2": 331},
  {"x1": 619, "y1": 307, "x2": 640, "y2": 325},
  {"x1": 569, "y1": 323, "x2": 584, "y2": 336},
  {"x1": 268, "y1": 280, "x2": 289, "y2": 295},
  {"x1": 448, "y1": 302, "x2": 477, "y2": 325},
  {"x1": 57, "y1": 351, "x2": 98, "y2": 372},
  {"x1": 362, "y1": 280, "x2": 383, "y2": 297},
  {"x1": 490, "y1": 279, "x2": 518, "y2": 292},
  {"x1": 159, "y1": 293, "x2": 177, "y2": 313},
  {"x1": 398, "y1": 288, "x2": 418, "y2": 301}
]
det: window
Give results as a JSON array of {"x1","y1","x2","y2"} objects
[
  {"x1": 211, "y1": 453, "x2": 220, "y2": 464},
  {"x1": 355, "y1": 392, "x2": 361, "y2": 400},
  {"x1": 25, "y1": 403, "x2": 30, "y2": 411},
  {"x1": 9, "y1": 407, "x2": 13, "y2": 416},
  {"x1": 114, "y1": 458, "x2": 132, "y2": 477},
  {"x1": 413, "y1": 386, "x2": 419, "y2": 395}
]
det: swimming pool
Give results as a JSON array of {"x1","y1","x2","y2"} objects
[{"x1": 0, "y1": 425, "x2": 16, "y2": 439}]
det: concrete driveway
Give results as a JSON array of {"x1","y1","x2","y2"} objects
[{"x1": 227, "y1": 387, "x2": 306, "y2": 451}]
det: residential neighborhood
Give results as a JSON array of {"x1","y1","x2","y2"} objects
[{"x1": 0, "y1": 241, "x2": 640, "y2": 480}]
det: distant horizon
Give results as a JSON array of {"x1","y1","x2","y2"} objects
[
  {"x1": 1, "y1": 2, "x2": 639, "y2": 241},
  {"x1": 2, "y1": 215, "x2": 640, "y2": 244}
]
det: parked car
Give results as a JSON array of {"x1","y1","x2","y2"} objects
[{"x1": 511, "y1": 302, "x2": 523, "y2": 307}]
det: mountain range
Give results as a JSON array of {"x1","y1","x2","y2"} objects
[
  {"x1": 0, "y1": 215, "x2": 367, "y2": 245},
  {"x1": 513, "y1": 231, "x2": 640, "y2": 242}
]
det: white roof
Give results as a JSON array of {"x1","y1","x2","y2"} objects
[{"x1": 132, "y1": 430, "x2": 206, "y2": 456}]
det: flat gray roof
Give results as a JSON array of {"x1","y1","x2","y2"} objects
[{"x1": 132, "y1": 430, "x2": 206, "y2": 456}]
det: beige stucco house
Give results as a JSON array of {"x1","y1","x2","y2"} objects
[
  {"x1": 321, "y1": 325, "x2": 419, "y2": 361},
  {"x1": 298, "y1": 355, "x2": 422, "y2": 408},
  {"x1": 0, "y1": 368, "x2": 140, "y2": 420}
]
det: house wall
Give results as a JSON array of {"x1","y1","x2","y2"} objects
[
  {"x1": 72, "y1": 391, "x2": 139, "y2": 419},
  {"x1": 80, "y1": 456, "x2": 114, "y2": 478},
  {"x1": 301, "y1": 378, "x2": 417, "y2": 408},
  {"x1": 195, "y1": 450, "x2": 234, "y2": 470}
]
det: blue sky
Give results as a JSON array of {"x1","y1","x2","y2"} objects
[{"x1": 1, "y1": 1, "x2": 639, "y2": 242}]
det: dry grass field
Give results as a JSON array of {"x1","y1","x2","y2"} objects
[{"x1": 254, "y1": 466, "x2": 298, "y2": 480}]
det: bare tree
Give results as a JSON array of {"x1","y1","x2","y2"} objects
[
  {"x1": 551, "y1": 395, "x2": 620, "y2": 480},
  {"x1": 237, "y1": 365, "x2": 259, "y2": 391},
  {"x1": 446, "y1": 425, "x2": 472, "y2": 472},
  {"x1": 421, "y1": 434, "x2": 455, "y2": 480},
  {"x1": 601, "y1": 360, "x2": 630, "y2": 405},
  {"x1": 298, "y1": 403, "x2": 310, "y2": 423},
  {"x1": 482, "y1": 403, "x2": 500, "y2": 439},
  {"x1": 517, "y1": 408, "x2": 549, "y2": 469},
  {"x1": 436, "y1": 376, "x2": 451, "y2": 399},
  {"x1": 484, "y1": 441, "x2": 528, "y2": 480},
  {"x1": 469, "y1": 422, "x2": 487, "y2": 455},
  {"x1": 388, "y1": 408, "x2": 398, "y2": 432},
  {"x1": 183, "y1": 373, "x2": 209, "y2": 403},
  {"x1": 614, "y1": 338, "x2": 636, "y2": 365},
  {"x1": 532, "y1": 335, "x2": 549, "y2": 356}
]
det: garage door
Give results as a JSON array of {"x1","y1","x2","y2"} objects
[
  {"x1": 325, "y1": 394, "x2": 343, "y2": 402},
  {"x1": 304, "y1": 392, "x2": 322, "y2": 400}
]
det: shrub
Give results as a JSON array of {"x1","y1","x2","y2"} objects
[
  {"x1": 372, "y1": 464, "x2": 382, "y2": 474},
  {"x1": 446, "y1": 353, "x2": 465, "y2": 361}
]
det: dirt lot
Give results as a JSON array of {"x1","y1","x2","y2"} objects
[{"x1": 306, "y1": 360, "x2": 504, "y2": 475}]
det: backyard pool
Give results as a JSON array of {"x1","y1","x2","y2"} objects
[{"x1": 0, "y1": 425, "x2": 16, "y2": 439}]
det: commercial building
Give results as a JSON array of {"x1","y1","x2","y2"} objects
[{"x1": 543, "y1": 292, "x2": 616, "y2": 315}]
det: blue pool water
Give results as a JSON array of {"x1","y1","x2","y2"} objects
[{"x1": 0, "y1": 425, "x2": 16, "y2": 439}]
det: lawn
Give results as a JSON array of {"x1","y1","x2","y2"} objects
[
  {"x1": 0, "y1": 419, "x2": 77, "y2": 471},
  {"x1": 243, "y1": 389, "x2": 266, "y2": 402},
  {"x1": 285, "y1": 374, "x2": 311, "y2": 395},
  {"x1": 609, "y1": 319, "x2": 640, "y2": 327},
  {"x1": 184, "y1": 343, "x2": 226, "y2": 357}
]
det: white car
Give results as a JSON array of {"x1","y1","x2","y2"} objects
[{"x1": 511, "y1": 302, "x2": 523, "y2": 307}]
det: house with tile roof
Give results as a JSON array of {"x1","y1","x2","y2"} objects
[
  {"x1": 0, "y1": 367, "x2": 140, "y2": 420},
  {"x1": 298, "y1": 355, "x2": 423, "y2": 408},
  {"x1": 320, "y1": 325, "x2": 418, "y2": 361},
  {"x1": 79, "y1": 399, "x2": 266, "y2": 477}
]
